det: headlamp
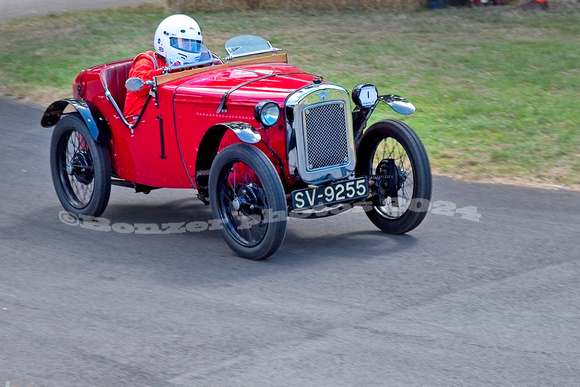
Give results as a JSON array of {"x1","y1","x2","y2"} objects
[
  {"x1": 254, "y1": 101, "x2": 280, "y2": 128},
  {"x1": 352, "y1": 83, "x2": 379, "y2": 109}
]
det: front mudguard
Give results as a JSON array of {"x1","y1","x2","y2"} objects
[
  {"x1": 41, "y1": 98, "x2": 110, "y2": 143},
  {"x1": 352, "y1": 94, "x2": 415, "y2": 147},
  {"x1": 194, "y1": 122, "x2": 262, "y2": 190}
]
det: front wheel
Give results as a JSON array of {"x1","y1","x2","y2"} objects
[
  {"x1": 356, "y1": 119, "x2": 432, "y2": 234},
  {"x1": 50, "y1": 113, "x2": 111, "y2": 217},
  {"x1": 209, "y1": 144, "x2": 288, "y2": 260}
]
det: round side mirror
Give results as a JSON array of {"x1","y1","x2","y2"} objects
[{"x1": 125, "y1": 77, "x2": 146, "y2": 92}]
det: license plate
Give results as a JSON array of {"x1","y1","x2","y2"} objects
[{"x1": 291, "y1": 178, "x2": 368, "y2": 210}]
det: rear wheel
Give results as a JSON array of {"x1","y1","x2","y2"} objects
[
  {"x1": 209, "y1": 144, "x2": 287, "y2": 260},
  {"x1": 50, "y1": 114, "x2": 111, "y2": 217},
  {"x1": 356, "y1": 119, "x2": 432, "y2": 234}
]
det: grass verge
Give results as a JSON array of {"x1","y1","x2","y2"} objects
[{"x1": 1, "y1": 4, "x2": 579, "y2": 188}]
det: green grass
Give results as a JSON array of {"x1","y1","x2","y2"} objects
[{"x1": 1, "y1": 4, "x2": 579, "y2": 187}]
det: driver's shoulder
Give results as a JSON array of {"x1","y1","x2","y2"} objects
[{"x1": 133, "y1": 51, "x2": 164, "y2": 67}]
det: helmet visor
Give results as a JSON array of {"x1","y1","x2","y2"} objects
[{"x1": 170, "y1": 37, "x2": 201, "y2": 53}]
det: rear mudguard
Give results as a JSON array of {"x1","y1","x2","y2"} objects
[{"x1": 41, "y1": 98, "x2": 110, "y2": 143}]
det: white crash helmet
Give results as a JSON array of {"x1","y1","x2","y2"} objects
[{"x1": 154, "y1": 14, "x2": 204, "y2": 67}]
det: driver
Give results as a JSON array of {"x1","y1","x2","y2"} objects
[{"x1": 123, "y1": 14, "x2": 205, "y2": 124}]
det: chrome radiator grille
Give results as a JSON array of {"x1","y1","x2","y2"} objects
[
  {"x1": 303, "y1": 102, "x2": 349, "y2": 171},
  {"x1": 286, "y1": 83, "x2": 356, "y2": 184}
]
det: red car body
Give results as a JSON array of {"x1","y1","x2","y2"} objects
[
  {"x1": 72, "y1": 55, "x2": 311, "y2": 190},
  {"x1": 42, "y1": 37, "x2": 432, "y2": 259}
]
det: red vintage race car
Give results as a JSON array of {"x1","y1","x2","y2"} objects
[{"x1": 41, "y1": 35, "x2": 432, "y2": 260}]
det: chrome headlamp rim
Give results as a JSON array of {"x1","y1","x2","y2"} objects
[
  {"x1": 254, "y1": 100, "x2": 280, "y2": 128},
  {"x1": 352, "y1": 83, "x2": 379, "y2": 109}
]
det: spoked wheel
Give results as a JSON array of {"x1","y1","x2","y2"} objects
[
  {"x1": 209, "y1": 143, "x2": 287, "y2": 260},
  {"x1": 50, "y1": 113, "x2": 111, "y2": 217},
  {"x1": 356, "y1": 119, "x2": 432, "y2": 234}
]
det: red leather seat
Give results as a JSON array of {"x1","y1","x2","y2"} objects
[{"x1": 99, "y1": 60, "x2": 133, "y2": 112}]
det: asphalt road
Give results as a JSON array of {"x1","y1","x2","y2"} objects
[{"x1": 1, "y1": 94, "x2": 579, "y2": 386}]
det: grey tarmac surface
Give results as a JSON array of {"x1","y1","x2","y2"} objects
[{"x1": 0, "y1": 96, "x2": 579, "y2": 386}]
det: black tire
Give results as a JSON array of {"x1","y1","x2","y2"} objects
[
  {"x1": 209, "y1": 143, "x2": 287, "y2": 260},
  {"x1": 356, "y1": 119, "x2": 432, "y2": 234},
  {"x1": 50, "y1": 113, "x2": 111, "y2": 217}
]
